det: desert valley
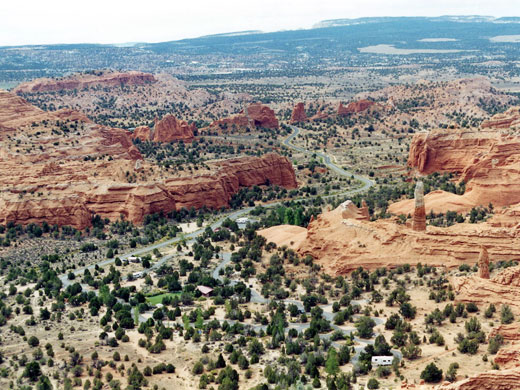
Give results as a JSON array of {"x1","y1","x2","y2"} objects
[{"x1": 1, "y1": 13, "x2": 520, "y2": 390}]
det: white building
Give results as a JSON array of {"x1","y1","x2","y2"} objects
[
  {"x1": 371, "y1": 356, "x2": 394, "y2": 366},
  {"x1": 236, "y1": 217, "x2": 249, "y2": 224}
]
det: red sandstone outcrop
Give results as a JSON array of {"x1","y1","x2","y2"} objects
[
  {"x1": 337, "y1": 99, "x2": 375, "y2": 116},
  {"x1": 478, "y1": 246, "x2": 490, "y2": 279},
  {"x1": 132, "y1": 115, "x2": 195, "y2": 143},
  {"x1": 452, "y1": 265, "x2": 520, "y2": 313},
  {"x1": 153, "y1": 114, "x2": 195, "y2": 143},
  {"x1": 14, "y1": 71, "x2": 156, "y2": 93},
  {"x1": 0, "y1": 90, "x2": 296, "y2": 228},
  {"x1": 488, "y1": 323, "x2": 520, "y2": 342},
  {"x1": 437, "y1": 368, "x2": 520, "y2": 390},
  {"x1": 481, "y1": 107, "x2": 520, "y2": 129},
  {"x1": 259, "y1": 202, "x2": 520, "y2": 275},
  {"x1": 210, "y1": 103, "x2": 279, "y2": 131},
  {"x1": 132, "y1": 126, "x2": 153, "y2": 141},
  {"x1": 290, "y1": 103, "x2": 308, "y2": 123},
  {"x1": 0, "y1": 151, "x2": 296, "y2": 229},
  {"x1": 0, "y1": 90, "x2": 53, "y2": 129},
  {"x1": 494, "y1": 348, "x2": 520, "y2": 367},
  {"x1": 393, "y1": 123, "x2": 520, "y2": 214},
  {"x1": 339, "y1": 200, "x2": 369, "y2": 221}
]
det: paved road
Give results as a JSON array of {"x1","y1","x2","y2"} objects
[{"x1": 284, "y1": 126, "x2": 374, "y2": 198}]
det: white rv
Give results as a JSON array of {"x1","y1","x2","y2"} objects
[{"x1": 371, "y1": 356, "x2": 394, "y2": 366}]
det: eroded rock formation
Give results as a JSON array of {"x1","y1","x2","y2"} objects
[
  {"x1": 0, "y1": 152, "x2": 296, "y2": 229},
  {"x1": 337, "y1": 99, "x2": 375, "y2": 116},
  {"x1": 209, "y1": 103, "x2": 279, "y2": 131},
  {"x1": 339, "y1": 200, "x2": 369, "y2": 221},
  {"x1": 412, "y1": 181, "x2": 426, "y2": 231},
  {"x1": 132, "y1": 115, "x2": 195, "y2": 143},
  {"x1": 0, "y1": 90, "x2": 53, "y2": 130},
  {"x1": 481, "y1": 107, "x2": 520, "y2": 130},
  {"x1": 290, "y1": 103, "x2": 308, "y2": 123},
  {"x1": 452, "y1": 265, "x2": 520, "y2": 313},
  {"x1": 393, "y1": 117, "x2": 520, "y2": 214},
  {"x1": 14, "y1": 71, "x2": 156, "y2": 93},
  {"x1": 437, "y1": 368, "x2": 520, "y2": 390},
  {"x1": 478, "y1": 245, "x2": 490, "y2": 279},
  {"x1": 259, "y1": 202, "x2": 520, "y2": 275},
  {"x1": 0, "y1": 90, "x2": 296, "y2": 229}
]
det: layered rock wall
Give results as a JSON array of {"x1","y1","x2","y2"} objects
[{"x1": 0, "y1": 153, "x2": 296, "y2": 229}]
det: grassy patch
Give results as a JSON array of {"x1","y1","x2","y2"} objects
[{"x1": 146, "y1": 292, "x2": 181, "y2": 306}]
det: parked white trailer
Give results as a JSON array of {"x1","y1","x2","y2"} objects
[{"x1": 371, "y1": 356, "x2": 394, "y2": 366}]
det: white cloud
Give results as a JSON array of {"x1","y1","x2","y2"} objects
[{"x1": 0, "y1": 0, "x2": 517, "y2": 46}]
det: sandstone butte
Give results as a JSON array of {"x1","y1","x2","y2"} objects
[
  {"x1": 13, "y1": 71, "x2": 156, "y2": 93},
  {"x1": 389, "y1": 106, "x2": 520, "y2": 216},
  {"x1": 290, "y1": 102, "x2": 308, "y2": 123},
  {"x1": 337, "y1": 99, "x2": 376, "y2": 116},
  {"x1": 209, "y1": 103, "x2": 279, "y2": 131},
  {"x1": 132, "y1": 114, "x2": 195, "y2": 143},
  {"x1": 258, "y1": 200, "x2": 520, "y2": 275},
  {"x1": 0, "y1": 89, "x2": 297, "y2": 229}
]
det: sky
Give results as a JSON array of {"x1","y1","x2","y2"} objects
[{"x1": 0, "y1": 0, "x2": 518, "y2": 46}]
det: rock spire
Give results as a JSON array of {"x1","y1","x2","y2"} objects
[
  {"x1": 478, "y1": 245, "x2": 490, "y2": 279},
  {"x1": 412, "y1": 181, "x2": 426, "y2": 231}
]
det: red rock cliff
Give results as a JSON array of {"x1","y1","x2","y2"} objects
[
  {"x1": 0, "y1": 153, "x2": 296, "y2": 229},
  {"x1": 405, "y1": 123, "x2": 520, "y2": 211}
]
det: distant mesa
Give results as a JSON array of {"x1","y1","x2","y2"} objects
[
  {"x1": 13, "y1": 70, "x2": 156, "y2": 93},
  {"x1": 290, "y1": 102, "x2": 308, "y2": 124},
  {"x1": 132, "y1": 114, "x2": 195, "y2": 143},
  {"x1": 209, "y1": 103, "x2": 279, "y2": 131}
]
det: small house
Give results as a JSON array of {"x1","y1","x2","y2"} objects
[
  {"x1": 371, "y1": 356, "x2": 394, "y2": 366},
  {"x1": 197, "y1": 285, "x2": 214, "y2": 297},
  {"x1": 236, "y1": 217, "x2": 249, "y2": 224}
]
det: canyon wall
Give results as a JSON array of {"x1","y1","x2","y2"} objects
[{"x1": 0, "y1": 152, "x2": 296, "y2": 229}]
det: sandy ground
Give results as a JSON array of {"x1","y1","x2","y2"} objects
[{"x1": 258, "y1": 224, "x2": 307, "y2": 249}]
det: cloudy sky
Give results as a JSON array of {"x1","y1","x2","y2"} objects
[{"x1": 0, "y1": 0, "x2": 517, "y2": 46}]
